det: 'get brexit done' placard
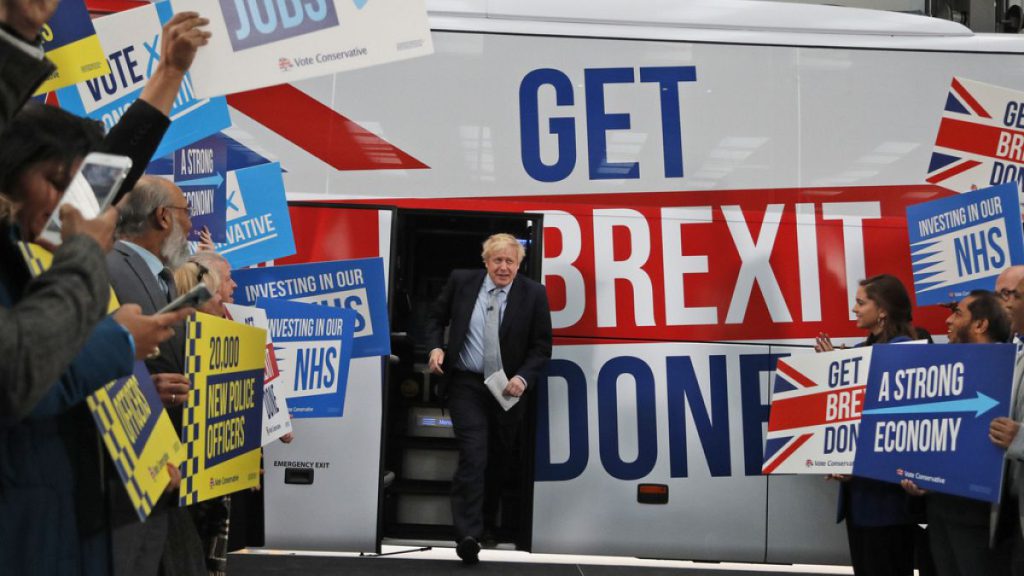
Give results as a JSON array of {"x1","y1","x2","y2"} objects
[
  {"x1": 763, "y1": 347, "x2": 872, "y2": 475},
  {"x1": 853, "y1": 344, "x2": 1015, "y2": 502}
]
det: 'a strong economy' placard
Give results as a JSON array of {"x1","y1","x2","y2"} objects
[{"x1": 854, "y1": 344, "x2": 1014, "y2": 502}]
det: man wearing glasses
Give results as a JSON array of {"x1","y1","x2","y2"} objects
[
  {"x1": 995, "y1": 266, "x2": 1024, "y2": 316},
  {"x1": 105, "y1": 176, "x2": 206, "y2": 575}
]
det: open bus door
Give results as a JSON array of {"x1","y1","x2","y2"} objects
[{"x1": 262, "y1": 202, "x2": 544, "y2": 553}]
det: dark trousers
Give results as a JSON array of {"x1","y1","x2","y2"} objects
[
  {"x1": 846, "y1": 522, "x2": 915, "y2": 576},
  {"x1": 447, "y1": 371, "x2": 519, "y2": 541},
  {"x1": 994, "y1": 496, "x2": 1024, "y2": 576},
  {"x1": 927, "y1": 494, "x2": 1007, "y2": 576}
]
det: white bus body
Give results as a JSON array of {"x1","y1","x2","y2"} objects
[{"x1": 189, "y1": 0, "x2": 1024, "y2": 565}]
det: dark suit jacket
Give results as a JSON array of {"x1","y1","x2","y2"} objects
[
  {"x1": 0, "y1": 33, "x2": 53, "y2": 135},
  {"x1": 425, "y1": 269, "x2": 552, "y2": 420},
  {"x1": 106, "y1": 241, "x2": 186, "y2": 383}
]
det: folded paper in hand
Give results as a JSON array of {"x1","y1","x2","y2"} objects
[{"x1": 484, "y1": 370, "x2": 519, "y2": 412}]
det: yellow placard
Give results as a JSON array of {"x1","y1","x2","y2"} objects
[
  {"x1": 181, "y1": 312, "x2": 266, "y2": 506},
  {"x1": 35, "y1": 0, "x2": 111, "y2": 95},
  {"x1": 36, "y1": 35, "x2": 110, "y2": 95},
  {"x1": 86, "y1": 363, "x2": 183, "y2": 521},
  {"x1": 18, "y1": 241, "x2": 175, "y2": 520},
  {"x1": 18, "y1": 241, "x2": 120, "y2": 312}
]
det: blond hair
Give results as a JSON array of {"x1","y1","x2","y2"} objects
[
  {"x1": 481, "y1": 233, "x2": 525, "y2": 264},
  {"x1": 173, "y1": 259, "x2": 221, "y2": 297}
]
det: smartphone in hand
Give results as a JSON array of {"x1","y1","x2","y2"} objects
[
  {"x1": 38, "y1": 152, "x2": 132, "y2": 246},
  {"x1": 158, "y1": 283, "x2": 212, "y2": 315}
]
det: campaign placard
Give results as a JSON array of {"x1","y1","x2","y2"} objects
[
  {"x1": 763, "y1": 347, "x2": 872, "y2": 475},
  {"x1": 209, "y1": 162, "x2": 296, "y2": 269},
  {"x1": 256, "y1": 299, "x2": 355, "y2": 419},
  {"x1": 906, "y1": 183, "x2": 1024, "y2": 305},
  {"x1": 928, "y1": 77, "x2": 1024, "y2": 198},
  {"x1": 233, "y1": 258, "x2": 390, "y2": 357},
  {"x1": 223, "y1": 303, "x2": 293, "y2": 444},
  {"x1": 36, "y1": 0, "x2": 110, "y2": 94},
  {"x1": 181, "y1": 313, "x2": 266, "y2": 505},
  {"x1": 170, "y1": 0, "x2": 433, "y2": 98},
  {"x1": 86, "y1": 362, "x2": 183, "y2": 521},
  {"x1": 55, "y1": 1, "x2": 231, "y2": 160},
  {"x1": 853, "y1": 344, "x2": 1014, "y2": 502},
  {"x1": 174, "y1": 136, "x2": 228, "y2": 242},
  {"x1": 18, "y1": 241, "x2": 120, "y2": 312}
]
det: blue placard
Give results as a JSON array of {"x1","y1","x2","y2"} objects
[
  {"x1": 44, "y1": 0, "x2": 95, "y2": 52},
  {"x1": 233, "y1": 258, "x2": 391, "y2": 358},
  {"x1": 853, "y1": 344, "x2": 1015, "y2": 502},
  {"x1": 175, "y1": 135, "x2": 227, "y2": 242},
  {"x1": 214, "y1": 162, "x2": 295, "y2": 269},
  {"x1": 907, "y1": 183, "x2": 1024, "y2": 305},
  {"x1": 258, "y1": 299, "x2": 355, "y2": 419},
  {"x1": 54, "y1": 1, "x2": 231, "y2": 160},
  {"x1": 202, "y1": 368, "x2": 264, "y2": 467}
]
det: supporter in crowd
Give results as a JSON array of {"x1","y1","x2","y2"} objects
[
  {"x1": 174, "y1": 257, "x2": 224, "y2": 317},
  {"x1": 0, "y1": 8, "x2": 211, "y2": 574},
  {"x1": 996, "y1": 266, "x2": 1024, "y2": 318},
  {"x1": 1003, "y1": 271, "x2": 1024, "y2": 339},
  {"x1": 0, "y1": 0, "x2": 122, "y2": 421},
  {"x1": 190, "y1": 248, "x2": 237, "y2": 315},
  {"x1": 176, "y1": 248, "x2": 292, "y2": 574},
  {"x1": 902, "y1": 290, "x2": 1012, "y2": 576},
  {"x1": 0, "y1": 0, "x2": 58, "y2": 130},
  {"x1": 815, "y1": 274, "x2": 920, "y2": 576},
  {"x1": 0, "y1": 5, "x2": 209, "y2": 420},
  {"x1": 990, "y1": 271, "x2": 1024, "y2": 574},
  {"x1": 108, "y1": 177, "x2": 207, "y2": 575},
  {"x1": 0, "y1": 99, "x2": 195, "y2": 576},
  {"x1": 174, "y1": 252, "x2": 231, "y2": 575}
]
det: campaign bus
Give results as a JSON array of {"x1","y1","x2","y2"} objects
[{"x1": 88, "y1": 0, "x2": 1024, "y2": 566}]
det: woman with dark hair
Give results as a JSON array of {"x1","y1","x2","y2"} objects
[
  {"x1": 816, "y1": 274, "x2": 920, "y2": 576},
  {"x1": 0, "y1": 101, "x2": 104, "y2": 236},
  {"x1": 0, "y1": 13, "x2": 213, "y2": 575}
]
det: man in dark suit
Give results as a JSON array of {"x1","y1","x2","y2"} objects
[
  {"x1": 903, "y1": 290, "x2": 1013, "y2": 575},
  {"x1": 107, "y1": 176, "x2": 206, "y2": 576},
  {"x1": 425, "y1": 233, "x2": 552, "y2": 564},
  {"x1": 991, "y1": 275, "x2": 1024, "y2": 574}
]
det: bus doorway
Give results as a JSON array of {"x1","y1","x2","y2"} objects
[{"x1": 383, "y1": 209, "x2": 544, "y2": 552}]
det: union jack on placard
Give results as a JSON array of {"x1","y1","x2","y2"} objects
[
  {"x1": 762, "y1": 348, "x2": 873, "y2": 475},
  {"x1": 928, "y1": 77, "x2": 1024, "y2": 193}
]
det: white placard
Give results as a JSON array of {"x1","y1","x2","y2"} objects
[
  {"x1": 224, "y1": 302, "x2": 293, "y2": 445},
  {"x1": 172, "y1": 0, "x2": 434, "y2": 98}
]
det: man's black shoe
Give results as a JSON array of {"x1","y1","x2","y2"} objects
[{"x1": 456, "y1": 536, "x2": 480, "y2": 564}]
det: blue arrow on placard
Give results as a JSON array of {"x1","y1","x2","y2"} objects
[
  {"x1": 176, "y1": 173, "x2": 224, "y2": 188},
  {"x1": 862, "y1": 392, "x2": 999, "y2": 418}
]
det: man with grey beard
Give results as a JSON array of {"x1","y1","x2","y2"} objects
[{"x1": 106, "y1": 176, "x2": 206, "y2": 576}]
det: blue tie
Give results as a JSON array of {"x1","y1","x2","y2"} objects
[{"x1": 483, "y1": 288, "x2": 503, "y2": 377}]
